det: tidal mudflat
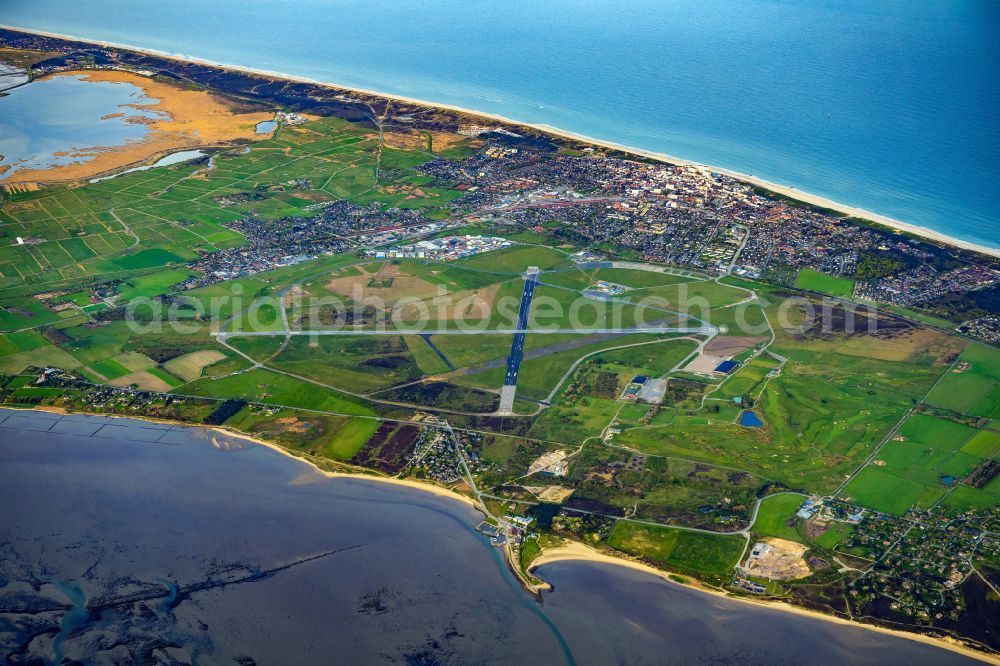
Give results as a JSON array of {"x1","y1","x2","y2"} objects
[
  {"x1": 0, "y1": 73, "x2": 163, "y2": 179},
  {"x1": 0, "y1": 70, "x2": 270, "y2": 184},
  {"x1": 0, "y1": 409, "x2": 983, "y2": 664}
]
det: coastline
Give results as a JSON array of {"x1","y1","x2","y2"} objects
[
  {"x1": 529, "y1": 542, "x2": 1000, "y2": 666},
  {"x1": 7, "y1": 403, "x2": 999, "y2": 662},
  {"x1": 2, "y1": 24, "x2": 998, "y2": 259}
]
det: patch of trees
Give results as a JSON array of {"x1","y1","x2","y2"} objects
[
  {"x1": 916, "y1": 283, "x2": 1000, "y2": 322},
  {"x1": 203, "y1": 399, "x2": 246, "y2": 425},
  {"x1": 591, "y1": 371, "x2": 620, "y2": 399},
  {"x1": 527, "y1": 502, "x2": 561, "y2": 530},
  {"x1": 967, "y1": 459, "x2": 999, "y2": 489},
  {"x1": 855, "y1": 250, "x2": 911, "y2": 280},
  {"x1": 131, "y1": 347, "x2": 185, "y2": 363}
]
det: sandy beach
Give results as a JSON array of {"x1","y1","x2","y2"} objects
[
  {"x1": 529, "y1": 541, "x2": 999, "y2": 665},
  {"x1": 9, "y1": 404, "x2": 998, "y2": 662},
  {"x1": 2, "y1": 25, "x2": 998, "y2": 259}
]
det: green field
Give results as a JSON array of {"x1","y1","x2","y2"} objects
[
  {"x1": 180, "y1": 368, "x2": 375, "y2": 416},
  {"x1": 794, "y1": 268, "x2": 856, "y2": 298},
  {"x1": 924, "y1": 343, "x2": 1000, "y2": 419},
  {"x1": 608, "y1": 521, "x2": 744, "y2": 577},
  {"x1": 751, "y1": 493, "x2": 806, "y2": 541},
  {"x1": 841, "y1": 467, "x2": 927, "y2": 515},
  {"x1": 962, "y1": 429, "x2": 1000, "y2": 458},
  {"x1": 941, "y1": 485, "x2": 998, "y2": 512}
]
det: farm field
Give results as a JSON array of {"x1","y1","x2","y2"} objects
[
  {"x1": 841, "y1": 467, "x2": 926, "y2": 516},
  {"x1": 924, "y1": 343, "x2": 1000, "y2": 419}
]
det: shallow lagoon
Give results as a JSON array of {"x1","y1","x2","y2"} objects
[
  {"x1": 0, "y1": 74, "x2": 161, "y2": 178},
  {"x1": 0, "y1": 408, "x2": 981, "y2": 664}
]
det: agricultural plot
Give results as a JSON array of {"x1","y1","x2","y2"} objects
[
  {"x1": 180, "y1": 368, "x2": 374, "y2": 416},
  {"x1": 162, "y1": 350, "x2": 227, "y2": 383},
  {"x1": 841, "y1": 467, "x2": 926, "y2": 516},
  {"x1": 844, "y1": 414, "x2": 1000, "y2": 514},
  {"x1": 940, "y1": 485, "x2": 998, "y2": 512},
  {"x1": 925, "y1": 343, "x2": 1000, "y2": 419},
  {"x1": 0, "y1": 117, "x2": 406, "y2": 296},
  {"x1": 962, "y1": 429, "x2": 1000, "y2": 458}
]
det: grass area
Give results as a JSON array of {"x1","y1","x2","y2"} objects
[
  {"x1": 320, "y1": 417, "x2": 380, "y2": 459},
  {"x1": 962, "y1": 429, "x2": 1000, "y2": 458},
  {"x1": 162, "y1": 350, "x2": 226, "y2": 383},
  {"x1": 715, "y1": 355, "x2": 779, "y2": 400},
  {"x1": 457, "y1": 245, "x2": 570, "y2": 273},
  {"x1": 0, "y1": 343, "x2": 81, "y2": 374},
  {"x1": 267, "y1": 335, "x2": 423, "y2": 392},
  {"x1": 899, "y1": 413, "x2": 977, "y2": 449},
  {"x1": 607, "y1": 521, "x2": 744, "y2": 578},
  {"x1": 0, "y1": 330, "x2": 48, "y2": 355},
  {"x1": 941, "y1": 485, "x2": 998, "y2": 512},
  {"x1": 751, "y1": 493, "x2": 806, "y2": 541},
  {"x1": 402, "y1": 335, "x2": 451, "y2": 375},
  {"x1": 180, "y1": 368, "x2": 374, "y2": 416},
  {"x1": 924, "y1": 343, "x2": 1000, "y2": 419},
  {"x1": 116, "y1": 268, "x2": 199, "y2": 301},
  {"x1": 223, "y1": 406, "x2": 378, "y2": 460},
  {"x1": 812, "y1": 523, "x2": 854, "y2": 550},
  {"x1": 841, "y1": 467, "x2": 926, "y2": 515},
  {"x1": 592, "y1": 268, "x2": 695, "y2": 289},
  {"x1": 794, "y1": 268, "x2": 856, "y2": 298},
  {"x1": 90, "y1": 357, "x2": 134, "y2": 380}
]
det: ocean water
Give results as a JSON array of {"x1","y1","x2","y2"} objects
[
  {"x1": 1, "y1": 1, "x2": 998, "y2": 247},
  {"x1": 0, "y1": 408, "x2": 980, "y2": 663}
]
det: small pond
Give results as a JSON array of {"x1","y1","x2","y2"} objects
[
  {"x1": 255, "y1": 120, "x2": 277, "y2": 134},
  {"x1": 738, "y1": 410, "x2": 764, "y2": 428}
]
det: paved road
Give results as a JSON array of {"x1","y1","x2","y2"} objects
[
  {"x1": 218, "y1": 325, "x2": 710, "y2": 338},
  {"x1": 420, "y1": 333, "x2": 455, "y2": 371}
]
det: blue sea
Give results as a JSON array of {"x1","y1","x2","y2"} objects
[{"x1": 3, "y1": 0, "x2": 999, "y2": 248}]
